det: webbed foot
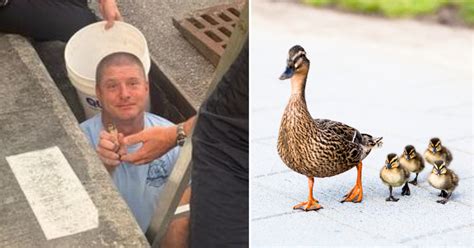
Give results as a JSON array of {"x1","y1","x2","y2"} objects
[{"x1": 293, "y1": 199, "x2": 323, "y2": 211}]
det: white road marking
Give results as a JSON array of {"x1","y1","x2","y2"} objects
[{"x1": 6, "y1": 146, "x2": 98, "y2": 240}]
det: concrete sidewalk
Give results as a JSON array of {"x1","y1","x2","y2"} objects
[
  {"x1": 250, "y1": 0, "x2": 473, "y2": 246},
  {"x1": 0, "y1": 34, "x2": 148, "y2": 247}
]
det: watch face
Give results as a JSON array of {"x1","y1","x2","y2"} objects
[
  {"x1": 177, "y1": 123, "x2": 186, "y2": 146},
  {"x1": 177, "y1": 132, "x2": 186, "y2": 146}
]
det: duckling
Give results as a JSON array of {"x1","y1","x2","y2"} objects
[
  {"x1": 399, "y1": 145, "x2": 424, "y2": 185},
  {"x1": 424, "y1": 137, "x2": 452, "y2": 166},
  {"x1": 428, "y1": 160, "x2": 459, "y2": 204},
  {"x1": 380, "y1": 153, "x2": 411, "y2": 202},
  {"x1": 277, "y1": 45, "x2": 383, "y2": 211}
]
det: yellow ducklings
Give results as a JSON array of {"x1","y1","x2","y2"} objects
[
  {"x1": 424, "y1": 137, "x2": 453, "y2": 166},
  {"x1": 379, "y1": 138, "x2": 459, "y2": 204},
  {"x1": 399, "y1": 145, "x2": 424, "y2": 185},
  {"x1": 428, "y1": 160, "x2": 459, "y2": 204},
  {"x1": 380, "y1": 153, "x2": 410, "y2": 202}
]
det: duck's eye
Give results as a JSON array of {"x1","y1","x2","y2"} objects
[{"x1": 293, "y1": 59, "x2": 301, "y2": 70}]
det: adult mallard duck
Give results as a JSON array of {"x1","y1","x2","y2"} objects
[{"x1": 277, "y1": 45, "x2": 383, "y2": 211}]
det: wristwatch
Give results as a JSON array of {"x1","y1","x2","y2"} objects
[{"x1": 176, "y1": 123, "x2": 187, "y2": 147}]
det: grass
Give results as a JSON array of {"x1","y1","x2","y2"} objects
[
  {"x1": 304, "y1": 0, "x2": 474, "y2": 26},
  {"x1": 459, "y1": 0, "x2": 474, "y2": 24}
]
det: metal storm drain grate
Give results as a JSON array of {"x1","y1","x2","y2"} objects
[{"x1": 173, "y1": 1, "x2": 245, "y2": 67}]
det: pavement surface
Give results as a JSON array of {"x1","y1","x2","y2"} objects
[
  {"x1": 250, "y1": 1, "x2": 473, "y2": 246},
  {"x1": 0, "y1": 34, "x2": 148, "y2": 247}
]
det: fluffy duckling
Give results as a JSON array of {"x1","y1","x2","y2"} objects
[
  {"x1": 399, "y1": 145, "x2": 424, "y2": 185},
  {"x1": 428, "y1": 160, "x2": 459, "y2": 204},
  {"x1": 424, "y1": 137, "x2": 452, "y2": 166},
  {"x1": 380, "y1": 153, "x2": 410, "y2": 202}
]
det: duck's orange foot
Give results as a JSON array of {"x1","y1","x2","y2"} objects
[
  {"x1": 293, "y1": 199, "x2": 323, "y2": 211},
  {"x1": 340, "y1": 185, "x2": 363, "y2": 203}
]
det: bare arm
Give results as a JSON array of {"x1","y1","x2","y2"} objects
[
  {"x1": 121, "y1": 116, "x2": 197, "y2": 165},
  {"x1": 99, "y1": 0, "x2": 122, "y2": 29}
]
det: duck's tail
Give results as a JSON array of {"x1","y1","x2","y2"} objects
[{"x1": 359, "y1": 134, "x2": 383, "y2": 160}]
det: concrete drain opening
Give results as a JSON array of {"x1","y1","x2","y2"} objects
[{"x1": 173, "y1": 1, "x2": 245, "y2": 66}]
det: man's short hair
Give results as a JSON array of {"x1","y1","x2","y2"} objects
[{"x1": 95, "y1": 52, "x2": 146, "y2": 85}]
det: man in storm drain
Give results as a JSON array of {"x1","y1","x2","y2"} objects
[{"x1": 80, "y1": 52, "x2": 190, "y2": 247}]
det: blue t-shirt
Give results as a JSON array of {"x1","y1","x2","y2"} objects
[{"x1": 80, "y1": 112, "x2": 179, "y2": 232}]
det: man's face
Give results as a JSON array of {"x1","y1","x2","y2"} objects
[{"x1": 96, "y1": 64, "x2": 149, "y2": 121}]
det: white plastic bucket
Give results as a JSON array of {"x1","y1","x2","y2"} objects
[{"x1": 65, "y1": 21, "x2": 151, "y2": 118}]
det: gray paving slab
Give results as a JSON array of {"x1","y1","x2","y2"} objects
[
  {"x1": 252, "y1": 140, "x2": 285, "y2": 177},
  {"x1": 401, "y1": 223, "x2": 474, "y2": 246},
  {"x1": 254, "y1": 164, "x2": 473, "y2": 245},
  {"x1": 251, "y1": 0, "x2": 473, "y2": 246},
  {"x1": 0, "y1": 40, "x2": 49, "y2": 115},
  {"x1": 252, "y1": 208, "x2": 391, "y2": 246},
  {"x1": 0, "y1": 34, "x2": 148, "y2": 247}
]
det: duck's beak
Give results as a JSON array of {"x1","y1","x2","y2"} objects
[
  {"x1": 432, "y1": 147, "x2": 437, "y2": 153},
  {"x1": 385, "y1": 163, "x2": 392, "y2": 169},
  {"x1": 279, "y1": 66, "x2": 294, "y2": 80},
  {"x1": 405, "y1": 155, "x2": 410, "y2": 160}
]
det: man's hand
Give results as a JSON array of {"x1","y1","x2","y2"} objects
[
  {"x1": 121, "y1": 126, "x2": 177, "y2": 165},
  {"x1": 97, "y1": 130, "x2": 126, "y2": 173},
  {"x1": 99, "y1": 0, "x2": 122, "y2": 29}
]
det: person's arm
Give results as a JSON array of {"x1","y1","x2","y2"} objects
[
  {"x1": 121, "y1": 116, "x2": 196, "y2": 165},
  {"x1": 99, "y1": 0, "x2": 122, "y2": 29}
]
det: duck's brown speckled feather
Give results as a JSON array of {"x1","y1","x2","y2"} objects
[
  {"x1": 278, "y1": 96, "x2": 363, "y2": 178},
  {"x1": 315, "y1": 118, "x2": 360, "y2": 142}
]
